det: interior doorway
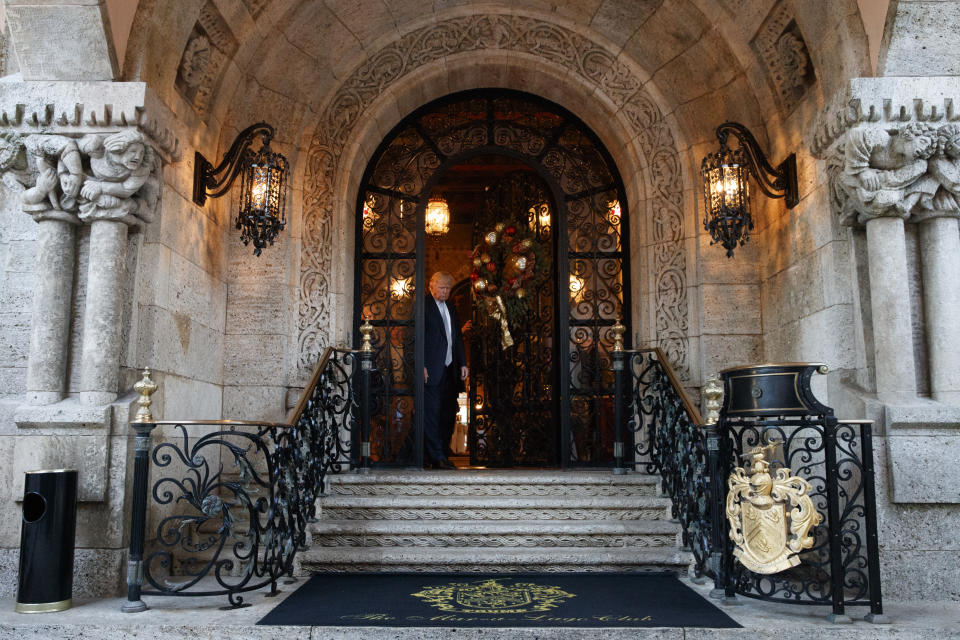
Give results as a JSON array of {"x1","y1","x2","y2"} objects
[{"x1": 353, "y1": 90, "x2": 631, "y2": 469}]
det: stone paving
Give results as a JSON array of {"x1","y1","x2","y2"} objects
[{"x1": 0, "y1": 577, "x2": 957, "y2": 639}]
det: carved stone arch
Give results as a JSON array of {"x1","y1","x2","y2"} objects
[{"x1": 298, "y1": 12, "x2": 690, "y2": 383}]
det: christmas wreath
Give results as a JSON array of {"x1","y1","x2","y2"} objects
[{"x1": 469, "y1": 222, "x2": 547, "y2": 347}]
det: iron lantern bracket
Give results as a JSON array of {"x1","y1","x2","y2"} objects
[
  {"x1": 714, "y1": 122, "x2": 798, "y2": 209},
  {"x1": 192, "y1": 122, "x2": 276, "y2": 206}
]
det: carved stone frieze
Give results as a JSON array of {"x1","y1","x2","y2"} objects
[
  {"x1": 815, "y1": 78, "x2": 960, "y2": 226},
  {"x1": 829, "y1": 122, "x2": 960, "y2": 226},
  {"x1": 751, "y1": 2, "x2": 816, "y2": 115},
  {"x1": 175, "y1": 0, "x2": 238, "y2": 118},
  {"x1": 0, "y1": 129, "x2": 162, "y2": 226},
  {"x1": 301, "y1": 13, "x2": 690, "y2": 380}
]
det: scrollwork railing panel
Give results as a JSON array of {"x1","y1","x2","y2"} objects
[{"x1": 125, "y1": 348, "x2": 361, "y2": 610}]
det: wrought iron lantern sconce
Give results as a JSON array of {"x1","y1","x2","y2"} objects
[
  {"x1": 700, "y1": 122, "x2": 798, "y2": 258},
  {"x1": 193, "y1": 122, "x2": 289, "y2": 256}
]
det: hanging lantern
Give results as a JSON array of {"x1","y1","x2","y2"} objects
[
  {"x1": 193, "y1": 122, "x2": 290, "y2": 257},
  {"x1": 236, "y1": 134, "x2": 289, "y2": 256},
  {"x1": 700, "y1": 144, "x2": 751, "y2": 258},
  {"x1": 700, "y1": 122, "x2": 799, "y2": 258},
  {"x1": 425, "y1": 195, "x2": 450, "y2": 236}
]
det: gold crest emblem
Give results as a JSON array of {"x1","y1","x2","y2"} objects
[
  {"x1": 726, "y1": 444, "x2": 822, "y2": 574},
  {"x1": 411, "y1": 579, "x2": 575, "y2": 614}
]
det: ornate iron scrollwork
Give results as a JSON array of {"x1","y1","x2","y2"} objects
[
  {"x1": 354, "y1": 90, "x2": 629, "y2": 467},
  {"x1": 128, "y1": 349, "x2": 357, "y2": 609}
]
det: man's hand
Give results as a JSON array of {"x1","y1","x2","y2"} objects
[
  {"x1": 460, "y1": 366, "x2": 469, "y2": 381},
  {"x1": 424, "y1": 367, "x2": 428, "y2": 383}
]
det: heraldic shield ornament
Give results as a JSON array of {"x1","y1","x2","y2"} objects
[
  {"x1": 411, "y1": 579, "x2": 576, "y2": 614},
  {"x1": 726, "y1": 445, "x2": 822, "y2": 574}
]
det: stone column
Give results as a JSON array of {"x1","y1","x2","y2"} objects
[
  {"x1": 25, "y1": 211, "x2": 80, "y2": 404},
  {"x1": 919, "y1": 216, "x2": 960, "y2": 404},
  {"x1": 865, "y1": 216, "x2": 917, "y2": 403},
  {"x1": 79, "y1": 219, "x2": 131, "y2": 406}
]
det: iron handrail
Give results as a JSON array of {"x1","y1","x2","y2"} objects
[
  {"x1": 122, "y1": 345, "x2": 373, "y2": 611},
  {"x1": 630, "y1": 347, "x2": 703, "y2": 425},
  {"x1": 288, "y1": 346, "x2": 335, "y2": 425}
]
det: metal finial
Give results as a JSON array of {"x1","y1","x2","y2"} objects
[
  {"x1": 360, "y1": 317, "x2": 375, "y2": 353},
  {"x1": 133, "y1": 368, "x2": 158, "y2": 423},
  {"x1": 611, "y1": 316, "x2": 626, "y2": 352},
  {"x1": 702, "y1": 374, "x2": 724, "y2": 426}
]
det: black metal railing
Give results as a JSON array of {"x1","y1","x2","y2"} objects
[
  {"x1": 613, "y1": 344, "x2": 885, "y2": 622},
  {"x1": 613, "y1": 347, "x2": 714, "y2": 579},
  {"x1": 123, "y1": 346, "x2": 374, "y2": 611}
]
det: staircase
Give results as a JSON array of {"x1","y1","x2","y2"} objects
[{"x1": 300, "y1": 470, "x2": 691, "y2": 573}]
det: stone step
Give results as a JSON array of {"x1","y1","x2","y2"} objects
[
  {"x1": 300, "y1": 546, "x2": 692, "y2": 573},
  {"x1": 310, "y1": 519, "x2": 681, "y2": 548},
  {"x1": 327, "y1": 471, "x2": 661, "y2": 498},
  {"x1": 318, "y1": 496, "x2": 672, "y2": 521}
]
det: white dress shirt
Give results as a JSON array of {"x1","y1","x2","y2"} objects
[{"x1": 436, "y1": 298, "x2": 453, "y2": 366}]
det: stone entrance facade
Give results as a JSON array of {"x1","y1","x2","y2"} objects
[{"x1": 0, "y1": 0, "x2": 956, "y2": 602}]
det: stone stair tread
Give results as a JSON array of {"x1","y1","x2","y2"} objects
[
  {"x1": 329, "y1": 471, "x2": 659, "y2": 485},
  {"x1": 319, "y1": 496, "x2": 670, "y2": 508},
  {"x1": 310, "y1": 519, "x2": 681, "y2": 535},
  {"x1": 304, "y1": 546, "x2": 691, "y2": 565}
]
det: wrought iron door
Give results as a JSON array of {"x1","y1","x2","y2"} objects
[
  {"x1": 469, "y1": 172, "x2": 556, "y2": 467},
  {"x1": 354, "y1": 90, "x2": 630, "y2": 468}
]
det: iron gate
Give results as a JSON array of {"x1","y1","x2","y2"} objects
[{"x1": 354, "y1": 89, "x2": 630, "y2": 468}]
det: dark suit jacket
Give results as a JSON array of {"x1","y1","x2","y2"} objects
[{"x1": 424, "y1": 294, "x2": 466, "y2": 387}]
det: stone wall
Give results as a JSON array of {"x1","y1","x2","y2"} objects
[
  {"x1": 0, "y1": 80, "x2": 231, "y2": 597},
  {"x1": 0, "y1": 0, "x2": 957, "y2": 602}
]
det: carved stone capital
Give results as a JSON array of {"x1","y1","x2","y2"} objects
[
  {"x1": 815, "y1": 79, "x2": 960, "y2": 227},
  {"x1": 0, "y1": 129, "x2": 163, "y2": 228},
  {"x1": 0, "y1": 81, "x2": 181, "y2": 161}
]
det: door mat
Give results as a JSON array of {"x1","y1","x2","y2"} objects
[{"x1": 258, "y1": 572, "x2": 741, "y2": 628}]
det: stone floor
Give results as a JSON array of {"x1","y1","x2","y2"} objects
[{"x1": 0, "y1": 577, "x2": 958, "y2": 639}]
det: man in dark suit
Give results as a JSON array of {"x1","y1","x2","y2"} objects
[{"x1": 424, "y1": 271, "x2": 468, "y2": 469}]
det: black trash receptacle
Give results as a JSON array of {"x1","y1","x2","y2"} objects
[{"x1": 16, "y1": 469, "x2": 78, "y2": 613}]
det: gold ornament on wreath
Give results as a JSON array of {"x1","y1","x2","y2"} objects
[{"x1": 469, "y1": 221, "x2": 546, "y2": 348}]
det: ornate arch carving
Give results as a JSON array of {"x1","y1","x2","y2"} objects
[{"x1": 300, "y1": 13, "x2": 689, "y2": 380}]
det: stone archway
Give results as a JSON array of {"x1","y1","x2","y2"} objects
[{"x1": 298, "y1": 13, "x2": 690, "y2": 384}]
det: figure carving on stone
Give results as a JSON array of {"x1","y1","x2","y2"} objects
[
  {"x1": 775, "y1": 31, "x2": 808, "y2": 93},
  {"x1": 0, "y1": 132, "x2": 84, "y2": 214},
  {"x1": 916, "y1": 124, "x2": 960, "y2": 220},
  {"x1": 179, "y1": 35, "x2": 212, "y2": 87},
  {"x1": 837, "y1": 123, "x2": 937, "y2": 225},
  {"x1": 78, "y1": 130, "x2": 155, "y2": 224}
]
